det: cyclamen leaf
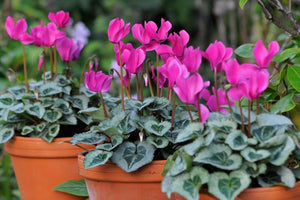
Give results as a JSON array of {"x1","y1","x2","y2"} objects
[
  {"x1": 71, "y1": 131, "x2": 107, "y2": 145},
  {"x1": 43, "y1": 110, "x2": 62, "y2": 122},
  {"x1": 84, "y1": 150, "x2": 113, "y2": 169},
  {"x1": 225, "y1": 131, "x2": 248, "y2": 151},
  {"x1": 208, "y1": 171, "x2": 251, "y2": 200},
  {"x1": 146, "y1": 135, "x2": 169, "y2": 148},
  {"x1": 38, "y1": 82, "x2": 62, "y2": 96},
  {"x1": 25, "y1": 102, "x2": 45, "y2": 119},
  {"x1": 0, "y1": 93, "x2": 14, "y2": 108},
  {"x1": 176, "y1": 123, "x2": 203, "y2": 143},
  {"x1": 144, "y1": 120, "x2": 172, "y2": 136},
  {"x1": 111, "y1": 141, "x2": 155, "y2": 172},
  {"x1": 53, "y1": 180, "x2": 88, "y2": 197},
  {"x1": 0, "y1": 128, "x2": 14, "y2": 143}
]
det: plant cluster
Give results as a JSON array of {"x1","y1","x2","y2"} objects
[
  {"x1": 69, "y1": 17, "x2": 300, "y2": 200},
  {"x1": 0, "y1": 11, "x2": 99, "y2": 143}
]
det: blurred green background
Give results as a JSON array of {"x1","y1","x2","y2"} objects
[{"x1": 0, "y1": 0, "x2": 286, "y2": 199}]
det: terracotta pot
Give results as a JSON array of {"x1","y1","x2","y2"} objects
[
  {"x1": 4, "y1": 136, "x2": 92, "y2": 200},
  {"x1": 172, "y1": 181, "x2": 300, "y2": 200},
  {"x1": 78, "y1": 153, "x2": 169, "y2": 200}
]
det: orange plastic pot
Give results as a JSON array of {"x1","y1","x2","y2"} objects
[
  {"x1": 172, "y1": 181, "x2": 300, "y2": 200},
  {"x1": 78, "y1": 153, "x2": 169, "y2": 200},
  {"x1": 4, "y1": 136, "x2": 93, "y2": 200}
]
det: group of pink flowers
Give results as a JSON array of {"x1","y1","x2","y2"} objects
[
  {"x1": 85, "y1": 17, "x2": 280, "y2": 125},
  {"x1": 5, "y1": 10, "x2": 83, "y2": 68}
]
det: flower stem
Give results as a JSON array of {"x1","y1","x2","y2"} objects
[
  {"x1": 49, "y1": 47, "x2": 54, "y2": 81},
  {"x1": 256, "y1": 98, "x2": 259, "y2": 115},
  {"x1": 171, "y1": 90, "x2": 176, "y2": 125},
  {"x1": 186, "y1": 103, "x2": 194, "y2": 122},
  {"x1": 226, "y1": 91, "x2": 232, "y2": 114},
  {"x1": 197, "y1": 97, "x2": 202, "y2": 123},
  {"x1": 214, "y1": 67, "x2": 220, "y2": 112},
  {"x1": 99, "y1": 91, "x2": 108, "y2": 118},
  {"x1": 54, "y1": 42, "x2": 58, "y2": 74},
  {"x1": 248, "y1": 101, "x2": 252, "y2": 138},
  {"x1": 146, "y1": 60, "x2": 154, "y2": 97},
  {"x1": 140, "y1": 69, "x2": 145, "y2": 101},
  {"x1": 239, "y1": 100, "x2": 245, "y2": 134},
  {"x1": 118, "y1": 43, "x2": 125, "y2": 110},
  {"x1": 21, "y1": 44, "x2": 29, "y2": 93},
  {"x1": 7, "y1": 68, "x2": 20, "y2": 83},
  {"x1": 42, "y1": 48, "x2": 47, "y2": 84},
  {"x1": 156, "y1": 54, "x2": 160, "y2": 97},
  {"x1": 79, "y1": 55, "x2": 97, "y2": 86},
  {"x1": 136, "y1": 73, "x2": 140, "y2": 100}
]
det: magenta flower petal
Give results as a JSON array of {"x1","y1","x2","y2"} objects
[
  {"x1": 48, "y1": 10, "x2": 70, "y2": 28},
  {"x1": 85, "y1": 70, "x2": 112, "y2": 93},
  {"x1": 156, "y1": 18, "x2": 172, "y2": 42},
  {"x1": 224, "y1": 59, "x2": 240, "y2": 85},
  {"x1": 253, "y1": 39, "x2": 280, "y2": 68},
  {"x1": 198, "y1": 104, "x2": 210, "y2": 125},
  {"x1": 182, "y1": 46, "x2": 202, "y2": 73},
  {"x1": 108, "y1": 18, "x2": 130, "y2": 44}
]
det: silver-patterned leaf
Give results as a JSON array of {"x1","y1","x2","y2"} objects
[
  {"x1": 225, "y1": 131, "x2": 248, "y2": 151},
  {"x1": 0, "y1": 128, "x2": 15, "y2": 143},
  {"x1": 38, "y1": 82, "x2": 62, "y2": 96},
  {"x1": 21, "y1": 126, "x2": 34, "y2": 135},
  {"x1": 144, "y1": 120, "x2": 172, "y2": 136},
  {"x1": 9, "y1": 103, "x2": 25, "y2": 113},
  {"x1": 0, "y1": 93, "x2": 14, "y2": 108},
  {"x1": 241, "y1": 147, "x2": 271, "y2": 162},
  {"x1": 43, "y1": 110, "x2": 62, "y2": 122},
  {"x1": 84, "y1": 150, "x2": 113, "y2": 169},
  {"x1": 25, "y1": 102, "x2": 45, "y2": 119}
]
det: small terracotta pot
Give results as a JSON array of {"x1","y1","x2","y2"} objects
[
  {"x1": 78, "y1": 153, "x2": 169, "y2": 200},
  {"x1": 4, "y1": 136, "x2": 92, "y2": 200},
  {"x1": 173, "y1": 181, "x2": 300, "y2": 200}
]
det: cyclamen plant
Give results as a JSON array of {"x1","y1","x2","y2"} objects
[
  {"x1": 70, "y1": 17, "x2": 300, "y2": 200},
  {"x1": 0, "y1": 11, "x2": 99, "y2": 143}
]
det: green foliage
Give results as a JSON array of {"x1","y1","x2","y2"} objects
[
  {"x1": 162, "y1": 111, "x2": 300, "y2": 200},
  {"x1": 53, "y1": 180, "x2": 88, "y2": 197},
  {"x1": 0, "y1": 73, "x2": 99, "y2": 143}
]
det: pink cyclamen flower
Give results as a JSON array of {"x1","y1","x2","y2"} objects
[
  {"x1": 48, "y1": 10, "x2": 70, "y2": 28},
  {"x1": 207, "y1": 87, "x2": 234, "y2": 114},
  {"x1": 108, "y1": 18, "x2": 130, "y2": 44},
  {"x1": 156, "y1": 18, "x2": 172, "y2": 42},
  {"x1": 30, "y1": 21, "x2": 66, "y2": 47},
  {"x1": 114, "y1": 42, "x2": 134, "y2": 66},
  {"x1": 173, "y1": 73, "x2": 204, "y2": 105},
  {"x1": 168, "y1": 30, "x2": 190, "y2": 58},
  {"x1": 57, "y1": 37, "x2": 84, "y2": 62},
  {"x1": 151, "y1": 65, "x2": 169, "y2": 88},
  {"x1": 253, "y1": 39, "x2": 280, "y2": 69},
  {"x1": 195, "y1": 104, "x2": 210, "y2": 125},
  {"x1": 5, "y1": 16, "x2": 34, "y2": 44},
  {"x1": 157, "y1": 57, "x2": 189, "y2": 89},
  {"x1": 202, "y1": 40, "x2": 233, "y2": 72},
  {"x1": 85, "y1": 70, "x2": 112, "y2": 93},
  {"x1": 122, "y1": 47, "x2": 146, "y2": 74},
  {"x1": 132, "y1": 21, "x2": 159, "y2": 51},
  {"x1": 240, "y1": 70, "x2": 269, "y2": 101},
  {"x1": 182, "y1": 46, "x2": 202, "y2": 73}
]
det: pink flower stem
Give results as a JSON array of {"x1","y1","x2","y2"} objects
[
  {"x1": 167, "y1": 86, "x2": 171, "y2": 101},
  {"x1": 171, "y1": 90, "x2": 176, "y2": 125},
  {"x1": 7, "y1": 68, "x2": 20, "y2": 83},
  {"x1": 239, "y1": 100, "x2": 245, "y2": 134},
  {"x1": 110, "y1": 68, "x2": 131, "y2": 98},
  {"x1": 66, "y1": 61, "x2": 71, "y2": 79},
  {"x1": 226, "y1": 91, "x2": 232, "y2": 114},
  {"x1": 99, "y1": 91, "x2": 108, "y2": 118},
  {"x1": 248, "y1": 101, "x2": 252, "y2": 138},
  {"x1": 214, "y1": 67, "x2": 220, "y2": 112},
  {"x1": 79, "y1": 55, "x2": 97, "y2": 86},
  {"x1": 118, "y1": 43, "x2": 125, "y2": 110},
  {"x1": 139, "y1": 67, "x2": 144, "y2": 101},
  {"x1": 21, "y1": 44, "x2": 29, "y2": 93},
  {"x1": 136, "y1": 73, "x2": 140, "y2": 100},
  {"x1": 156, "y1": 54, "x2": 160, "y2": 97},
  {"x1": 42, "y1": 47, "x2": 47, "y2": 84},
  {"x1": 256, "y1": 98, "x2": 259, "y2": 115},
  {"x1": 186, "y1": 104, "x2": 194, "y2": 122},
  {"x1": 197, "y1": 97, "x2": 202, "y2": 123},
  {"x1": 54, "y1": 42, "x2": 58, "y2": 74},
  {"x1": 146, "y1": 59, "x2": 154, "y2": 97},
  {"x1": 49, "y1": 47, "x2": 54, "y2": 81}
]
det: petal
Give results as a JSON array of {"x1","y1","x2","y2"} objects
[
  {"x1": 14, "y1": 19, "x2": 28, "y2": 40},
  {"x1": 253, "y1": 39, "x2": 268, "y2": 68},
  {"x1": 5, "y1": 16, "x2": 14, "y2": 38}
]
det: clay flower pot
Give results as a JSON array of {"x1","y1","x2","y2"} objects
[
  {"x1": 78, "y1": 152, "x2": 169, "y2": 200},
  {"x1": 4, "y1": 136, "x2": 92, "y2": 200}
]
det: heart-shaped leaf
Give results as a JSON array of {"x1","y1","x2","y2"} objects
[
  {"x1": 144, "y1": 120, "x2": 171, "y2": 136},
  {"x1": 48, "y1": 124, "x2": 60, "y2": 137},
  {"x1": 21, "y1": 126, "x2": 34, "y2": 135},
  {"x1": 168, "y1": 151, "x2": 193, "y2": 176},
  {"x1": 111, "y1": 141, "x2": 155, "y2": 172},
  {"x1": 41, "y1": 97, "x2": 56, "y2": 107},
  {"x1": 146, "y1": 135, "x2": 169, "y2": 148},
  {"x1": 9, "y1": 103, "x2": 25, "y2": 113},
  {"x1": 7, "y1": 85, "x2": 27, "y2": 100},
  {"x1": 241, "y1": 147, "x2": 271, "y2": 162},
  {"x1": 0, "y1": 128, "x2": 14, "y2": 143},
  {"x1": 25, "y1": 102, "x2": 45, "y2": 119},
  {"x1": 183, "y1": 136, "x2": 205, "y2": 156},
  {"x1": 269, "y1": 136, "x2": 295, "y2": 166},
  {"x1": 43, "y1": 110, "x2": 62, "y2": 122},
  {"x1": 162, "y1": 167, "x2": 210, "y2": 200},
  {"x1": 84, "y1": 150, "x2": 113, "y2": 169},
  {"x1": 194, "y1": 143, "x2": 242, "y2": 170},
  {"x1": 69, "y1": 95, "x2": 89, "y2": 109},
  {"x1": 71, "y1": 131, "x2": 107, "y2": 145},
  {"x1": 52, "y1": 99, "x2": 72, "y2": 114},
  {"x1": 59, "y1": 115, "x2": 77, "y2": 125},
  {"x1": 225, "y1": 131, "x2": 248, "y2": 151},
  {"x1": 76, "y1": 113, "x2": 93, "y2": 125},
  {"x1": 176, "y1": 122, "x2": 203, "y2": 143},
  {"x1": 36, "y1": 122, "x2": 47, "y2": 132},
  {"x1": 38, "y1": 82, "x2": 62, "y2": 96},
  {"x1": 208, "y1": 171, "x2": 251, "y2": 200},
  {"x1": 256, "y1": 113, "x2": 293, "y2": 127},
  {"x1": 53, "y1": 180, "x2": 88, "y2": 197},
  {"x1": 54, "y1": 74, "x2": 71, "y2": 86},
  {"x1": 241, "y1": 162, "x2": 267, "y2": 178},
  {"x1": 146, "y1": 97, "x2": 170, "y2": 111},
  {"x1": 207, "y1": 117, "x2": 237, "y2": 133},
  {"x1": 258, "y1": 166, "x2": 295, "y2": 188},
  {"x1": 0, "y1": 93, "x2": 14, "y2": 108},
  {"x1": 96, "y1": 134, "x2": 123, "y2": 151}
]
